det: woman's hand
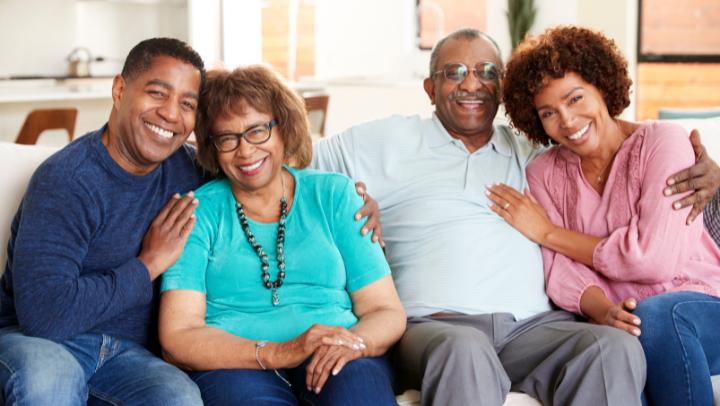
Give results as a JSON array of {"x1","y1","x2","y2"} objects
[
  {"x1": 354, "y1": 181, "x2": 385, "y2": 247},
  {"x1": 270, "y1": 324, "x2": 365, "y2": 369},
  {"x1": 600, "y1": 298, "x2": 642, "y2": 337},
  {"x1": 485, "y1": 183, "x2": 555, "y2": 244},
  {"x1": 305, "y1": 344, "x2": 364, "y2": 394},
  {"x1": 580, "y1": 287, "x2": 641, "y2": 337},
  {"x1": 664, "y1": 129, "x2": 720, "y2": 225}
]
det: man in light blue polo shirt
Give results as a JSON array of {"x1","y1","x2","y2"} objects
[{"x1": 311, "y1": 28, "x2": 720, "y2": 406}]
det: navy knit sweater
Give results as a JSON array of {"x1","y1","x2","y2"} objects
[{"x1": 0, "y1": 125, "x2": 209, "y2": 347}]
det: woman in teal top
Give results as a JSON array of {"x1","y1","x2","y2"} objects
[{"x1": 158, "y1": 65, "x2": 406, "y2": 406}]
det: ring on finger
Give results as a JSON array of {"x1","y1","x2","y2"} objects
[{"x1": 503, "y1": 202, "x2": 510, "y2": 210}]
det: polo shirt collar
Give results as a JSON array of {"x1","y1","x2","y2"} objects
[{"x1": 425, "y1": 113, "x2": 512, "y2": 157}]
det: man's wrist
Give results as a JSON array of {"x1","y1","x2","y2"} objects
[{"x1": 137, "y1": 253, "x2": 161, "y2": 281}]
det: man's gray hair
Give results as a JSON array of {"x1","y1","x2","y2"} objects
[{"x1": 429, "y1": 28, "x2": 504, "y2": 78}]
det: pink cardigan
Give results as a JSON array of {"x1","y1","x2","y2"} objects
[{"x1": 527, "y1": 120, "x2": 720, "y2": 316}]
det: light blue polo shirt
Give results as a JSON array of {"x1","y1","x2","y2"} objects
[
  {"x1": 312, "y1": 113, "x2": 552, "y2": 320},
  {"x1": 161, "y1": 167, "x2": 390, "y2": 342}
]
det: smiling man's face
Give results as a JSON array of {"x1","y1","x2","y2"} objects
[
  {"x1": 108, "y1": 55, "x2": 201, "y2": 175},
  {"x1": 424, "y1": 36, "x2": 502, "y2": 142}
]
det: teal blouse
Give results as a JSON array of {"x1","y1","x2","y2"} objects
[{"x1": 160, "y1": 167, "x2": 390, "y2": 342}]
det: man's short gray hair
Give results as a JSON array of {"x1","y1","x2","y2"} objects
[{"x1": 429, "y1": 28, "x2": 503, "y2": 78}]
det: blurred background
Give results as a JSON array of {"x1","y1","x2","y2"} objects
[{"x1": 0, "y1": 0, "x2": 718, "y2": 145}]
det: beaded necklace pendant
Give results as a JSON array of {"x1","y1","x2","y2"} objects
[{"x1": 235, "y1": 172, "x2": 287, "y2": 306}]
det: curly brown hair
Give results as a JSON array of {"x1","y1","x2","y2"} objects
[
  {"x1": 501, "y1": 26, "x2": 633, "y2": 146},
  {"x1": 195, "y1": 64, "x2": 313, "y2": 177}
]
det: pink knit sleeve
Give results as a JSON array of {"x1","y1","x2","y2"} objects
[
  {"x1": 592, "y1": 122, "x2": 704, "y2": 283},
  {"x1": 527, "y1": 155, "x2": 608, "y2": 316}
]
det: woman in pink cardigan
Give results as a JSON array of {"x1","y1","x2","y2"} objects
[{"x1": 487, "y1": 26, "x2": 720, "y2": 406}]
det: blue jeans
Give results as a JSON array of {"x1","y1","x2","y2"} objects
[
  {"x1": 633, "y1": 291, "x2": 720, "y2": 406},
  {"x1": 188, "y1": 355, "x2": 397, "y2": 406},
  {"x1": 0, "y1": 327, "x2": 202, "y2": 406}
]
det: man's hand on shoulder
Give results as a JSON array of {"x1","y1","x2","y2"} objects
[
  {"x1": 664, "y1": 129, "x2": 720, "y2": 225},
  {"x1": 138, "y1": 191, "x2": 199, "y2": 280},
  {"x1": 353, "y1": 182, "x2": 384, "y2": 247}
]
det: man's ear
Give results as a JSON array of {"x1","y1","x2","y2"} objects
[
  {"x1": 423, "y1": 77, "x2": 436, "y2": 106},
  {"x1": 111, "y1": 74, "x2": 127, "y2": 111}
]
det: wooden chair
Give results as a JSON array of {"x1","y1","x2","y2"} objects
[
  {"x1": 303, "y1": 93, "x2": 329, "y2": 138},
  {"x1": 15, "y1": 108, "x2": 79, "y2": 145}
]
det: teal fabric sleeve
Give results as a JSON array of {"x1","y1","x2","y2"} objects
[
  {"x1": 160, "y1": 192, "x2": 218, "y2": 294},
  {"x1": 330, "y1": 177, "x2": 390, "y2": 292}
]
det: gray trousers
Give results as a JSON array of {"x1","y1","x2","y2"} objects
[{"x1": 390, "y1": 310, "x2": 646, "y2": 406}]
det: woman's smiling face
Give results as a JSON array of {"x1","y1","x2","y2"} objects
[
  {"x1": 212, "y1": 105, "x2": 285, "y2": 193},
  {"x1": 533, "y1": 72, "x2": 614, "y2": 158}
]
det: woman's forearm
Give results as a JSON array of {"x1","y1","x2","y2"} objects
[
  {"x1": 350, "y1": 307, "x2": 406, "y2": 358},
  {"x1": 542, "y1": 225, "x2": 604, "y2": 268},
  {"x1": 579, "y1": 286, "x2": 614, "y2": 323},
  {"x1": 161, "y1": 325, "x2": 262, "y2": 372}
]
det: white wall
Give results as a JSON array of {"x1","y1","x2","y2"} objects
[
  {"x1": 76, "y1": 2, "x2": 188, "y2": 77},
  {"x1": 314, "y1": 0, "x2": 420, "y2": 80},
  {"x1": 0, "y1": 0, "x2": 76, "y2": 77},
  {"x1": 313, "y1": 0, "x2": 639, "y2": 136},
  {"x1": 0, "y1": 0, "x2": 188, "y2": 78}
]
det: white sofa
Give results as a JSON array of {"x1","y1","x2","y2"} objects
[{"x1": 1, "y1": 118, "x2": 719, "y2": 406}]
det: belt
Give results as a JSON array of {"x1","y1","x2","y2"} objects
[{"x1": 429, "y1": 312, "x2": 459, "y2": 317}]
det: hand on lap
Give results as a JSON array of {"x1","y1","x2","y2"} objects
[
  {"x1": 603, "y1": 298, "x2": 641, "y2": 337},
  {"x1": 306, "y1": 343, "x2": 364, "y2": 394},
  {"x1": 274, "y1": 324, "x2": 365, "y2": 369}
]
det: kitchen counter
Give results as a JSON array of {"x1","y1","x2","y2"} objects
[{"x1": 0, "y1": 78, "x2": 113, "y2": 104}]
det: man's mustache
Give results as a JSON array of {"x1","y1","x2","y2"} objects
[{"x1": 448, "y1": 91, "x2": 494, "y2": 100}]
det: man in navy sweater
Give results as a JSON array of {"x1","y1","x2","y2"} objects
[{"x1": 0, "y1": 38, "x2": 207, "y2": 406}]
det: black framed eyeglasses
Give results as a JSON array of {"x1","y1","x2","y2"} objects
[
  {"x1": 211, "y1": 119, "x2": 277, "y2": 152},
  {"x1": 432, "y1": 62, "x2": 502, "y2": 83}
]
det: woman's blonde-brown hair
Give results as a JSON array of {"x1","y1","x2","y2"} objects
[{"x1": 195, "y1": 64, "x2": 313, "y2": 177}]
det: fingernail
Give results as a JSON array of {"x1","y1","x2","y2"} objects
[
  {"x1": 332, "y1": 369, "x2": 339, "y2": 376},
  {"x1": 494, "y1": 182, "x2": 500, "y2": 186},
  {"x1": 357, "y1": 337, "x2": 364, "y2": 342},
  {"x1": 668, "y1": 179, "x2": 676, "y2": 186},
  {"x1": 357, "y1": 186, "x2": 365, "y2": 194},
  {"x1": 488, "y1": 202, "x2": 494, "y2": 207},
  {"x1": 191, "y1": 214, "x2": 196, "y2": 218},
  {"x1": 353, "y1": 344, "x2": 359, "y2": 350},
  {"x1": 688, "y1": 218, "x2": 693, "y2": 225},
  {"x1": 188, "y1": 191, "x2": 194, "y2": 197},
  {"x1": 192, "y1": 198, "x2": 199, "y2": 205},
  {"x1": 307, "y1": 386, "x2": 312, "y2": 391},
  {"x1": 372, "y1": 236, "x2": 378, "y2": 242},
  {"x1": 484, "y1": 190, "x2": 491, "y2": 196},
  {"x1": 633, "y1": 319, "x2": 640, "y2": 325},
  {"x1": 664, "y1": 188, "x2": 671, "y2": 196},
  {"x1": 633, "y1": 329, "x2": 640, "y2": 336},
  {"x1": 359, "y1": 343, "x2": 366, "y2": 349},
  {"x1": 355, "y1": 213, "x2": 361, "y2": 220},
  {"x1": 361, "y1": 228, "x2": 368, "y2": 235},
  {"x1": 173, "y1": 193, "x2": 181, "y2": 199},
  {"x1": 315, "y1": 387, "x2": 321, "y2": 394},
  {"x1": 486, "y1": 184, "x2": 492, "y2": 189},
  {"x1": 673, "y1": 202, "x2": 681, "y2": 210},
  {"x1": 338, "y1": 340, "x2": 343, "y2": 345}
]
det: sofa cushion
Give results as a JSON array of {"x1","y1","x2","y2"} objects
[
  {"x1": 0, "y1": 142, "x2": 62, "y2": 276},
  {"x1": 666, "y1": 117, "x2": 720, "y2": 162}
]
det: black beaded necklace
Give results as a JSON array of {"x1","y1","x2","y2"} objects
[{"x1": 236, "y1": 171, "x2": 287, "y2": 306}]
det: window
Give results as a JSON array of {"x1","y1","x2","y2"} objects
[
  {"x1": 418, "y1": 0, "x2": 486, "y2": 50},
  {"x1": 261, "y1": 0, "x2": 315, "y2": 81},
  {"x1": 636, "y1": 0, "x2": 720, "y2": 120}
]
